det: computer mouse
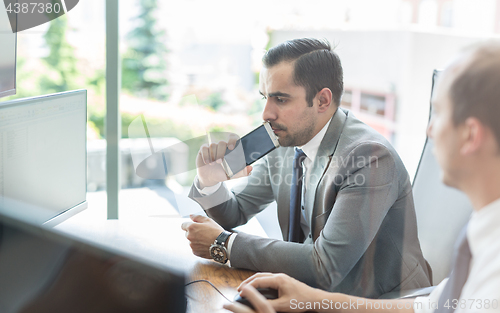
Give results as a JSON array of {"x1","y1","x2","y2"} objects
[{"x1": 234, "y1": 287, "x2": 279, "y2": 310}]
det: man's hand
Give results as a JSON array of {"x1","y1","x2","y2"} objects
[
  {"x1": 196, "y1": 134, "x2": 252, "y2": 189},
  {"x1": 181, "y1": 215, "x2": 226, "y2": 259},
  {"x1": 228, "y1": 274, "x2": 415, "y2": 313},
  {"x1": 236, "y1": 273, "x2": 325, "y2": 313},
  {"x1": 223, "y1": 285, "x2": 276, "y2": 313}
]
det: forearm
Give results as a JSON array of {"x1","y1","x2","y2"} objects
[
  {"x1": 204, "y1": 198, "x2": 247, "y2": 229},
  {"x1": 231, "y1": 233, "x2": 319, "y2": 285},
  {"x1": 189, "y1": 166, "x2": 275, "y2": 229},
  {"x1": 188, "y1": 182, "x2": 244, "y2": 228},
  {"x1": 230, "y1": 233, "x2": 373, "y2": 291}
]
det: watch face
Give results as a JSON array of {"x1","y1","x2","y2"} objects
[{"x1": 209, "y1": 244, "x2": 227, "y2": 264}]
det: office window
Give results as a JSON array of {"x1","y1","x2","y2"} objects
[
  {"x1": 341, "y1": 90, "x2": 352, "y2": 110},
  {"x1": 341, "y1": 88, "x2": 396, "y2": 143},
  {"x1": 105, "y1": 0, "x2": 500, "y2": 212},
  {"x1": 360, "y1": 93, "x2": 387, "y2": 117},
  {"x1": 398, "y1": 1, "x2": 413, "y2": 24},
  {"x1": 440, "y1": 1, "x2": 454, "y2": 27},
  {"x1": 3, "y1": 0, "x2": 500, "y2": 220},
  {"x1": 117, "y1": 0, "x2": 266, "y2": 199},
  {"x1": 418, "y1": 0, "x2": 438, "y2": 26}
]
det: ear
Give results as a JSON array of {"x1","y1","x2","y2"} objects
[
  {"x1": 460, "y1": 117, "x2": 485, "y2": 155},
  {"x1": 316, "y1": 88, "x2": 333, "y2": 113}
]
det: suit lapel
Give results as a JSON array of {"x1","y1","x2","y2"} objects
[{"x1": 307, "y1": 108, "x2": 347, "y2": 234}]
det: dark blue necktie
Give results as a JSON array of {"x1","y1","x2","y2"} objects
[
  {"x1": 288, "y1": 148, "x2": 307, "y2": 243},
  {"x1": 434, "y1": 225, "x2": 472, "y2": 313}
]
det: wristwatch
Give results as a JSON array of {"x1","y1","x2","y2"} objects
[{"x1": 209, "y1": 231, "x2": 232, "y2": 264}]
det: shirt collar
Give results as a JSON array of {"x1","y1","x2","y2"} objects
[
  {"x1": 467, "y1": 197, "x2": 500, "y2": 258},
  {"x1": 297, "y1": 117, "x2": 332, "y2": 162}
]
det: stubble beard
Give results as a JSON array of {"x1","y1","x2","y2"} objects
[{"x1": 276, "y1": 118, "x2": 316, "y2": 147}]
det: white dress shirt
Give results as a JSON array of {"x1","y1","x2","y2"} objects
[
  {"x1": 194, "y1": 118, "x2": 332, "y2": 259},
  {"x1": 414, "y1": 197, "x2": 500, "y2": 313},
  {"x1": 296, "y1": 118, "x2": 332, "y2": 239}
]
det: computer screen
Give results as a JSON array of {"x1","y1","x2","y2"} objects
[
  {"x1": 0, "y1": 200, "x2": 186, "y2": 313},
  {"x1": 0, "y1": 90, "x2": 87, "y2": 226},
  {"x1": 0, "y1": 2, "x2": 17, "y2": 98}
]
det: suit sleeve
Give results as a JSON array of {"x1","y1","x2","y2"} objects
[
  {"x1": 229, "y1": 143, "x2": 401, "y2": 291},
  {"x1": 188, "y1": 156, "x2": 276, "y2": 229}
]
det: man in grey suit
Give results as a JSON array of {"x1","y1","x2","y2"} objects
[{"x1": 181, "y1": 38, "x2": 431, "y2": 298}]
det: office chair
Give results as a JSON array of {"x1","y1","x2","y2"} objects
[{"x1": 380, "y1": 70, "x2": 473, "y2": 299}]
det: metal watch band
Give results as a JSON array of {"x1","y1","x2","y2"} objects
[{"x1": 215, "y1": 230, "x2": 232, "y2": 246}]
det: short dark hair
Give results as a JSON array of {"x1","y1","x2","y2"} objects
[
  {"x1": 262, "y1": 38, "x2": 344, "y2": 107},
  {"x1": 449, "y1": 42, "x2": 500, "y2": 148}
]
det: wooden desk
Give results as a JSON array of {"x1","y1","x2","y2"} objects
[
  {"x1": 187, "y1": 261, "x2": 255, "y2": 313},
  {"x1": 54, "y1": 188, "x2": 266, "y2": 312}
]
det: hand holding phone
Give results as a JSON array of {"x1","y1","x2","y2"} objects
[
  {"x1": 196, "y1": 122, "x2": 280, "y2": 188},
  {"x1": 221, "y1": 122, "x2": 280, "y2": 177},
  {"x1": 196, "y1": 133, "x2": 251, "y2": 189}
]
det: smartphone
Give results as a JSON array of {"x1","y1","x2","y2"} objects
[{"x1": 221, "y1": 122, "x2": 280, "y2": 177}]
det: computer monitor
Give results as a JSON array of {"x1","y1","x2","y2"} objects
[
  {"x1": 0, "y1": 90, "x2": 87, "y2": 226},
  {"x1": 412, "y1": 70, "x2": 473, "y2": 283},
  {"x1": 0, "y1": 198, "x2": 187, "y2": 313},
  {"x1": 0, "y1": 2, "x2": 17, "y2": 98}
]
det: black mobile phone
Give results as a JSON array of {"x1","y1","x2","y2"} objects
[{"x1": 221, "y1": 122, "x2": 280, "y2": 177}]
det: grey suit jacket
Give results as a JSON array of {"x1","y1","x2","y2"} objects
[{"x1": 189, "y1": 108, "x2": 431, "y2": 298}]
